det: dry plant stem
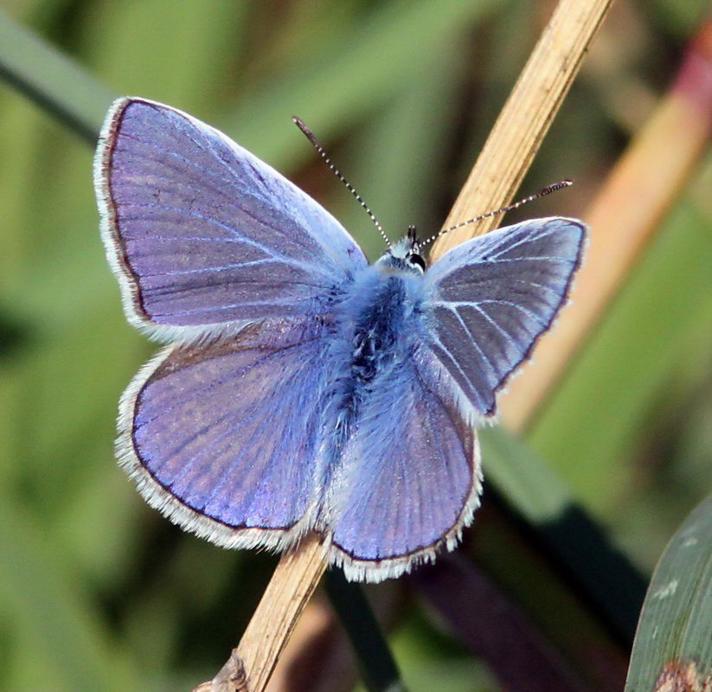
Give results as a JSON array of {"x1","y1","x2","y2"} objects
[
  {"x1": 500, "y1": 21, "x2": 712, "y2": 431},
  {"x1": 198, "y1": 2, "x2": 614, "y2": 691},
  {"x1": 266, "y1": 596, "x2": 343, "y2": 692},
  {"x1": 431, "y1": 0, "x2": 614, "y2": 259},
  {"x1": 193, "y1": 534, "x2": 328, "y2": 692}
]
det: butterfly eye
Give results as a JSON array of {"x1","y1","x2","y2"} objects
[{"x1": 407, "y1": 252, "x2": 426, "y2": 271}]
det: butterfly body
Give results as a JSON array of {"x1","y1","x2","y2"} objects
[
  {"x1": 310, "y1": 260, "x2": 426, "y2": 514},
  {"x1": 96, "y1": 97, "x2": 587, "y2": 581}
]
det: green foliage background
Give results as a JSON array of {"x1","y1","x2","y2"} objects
[{"x1": 0, "y1": 1, "x2": 710, "y2": 690}]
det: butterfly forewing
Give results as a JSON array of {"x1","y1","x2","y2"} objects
[
  {"x1": 96, "y1": 98, "x2": 367, "y2": 341},
  {"x1": 424, "y1": 218, "x2": 586, "y2": 418}
]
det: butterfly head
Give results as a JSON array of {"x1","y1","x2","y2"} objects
[{"x1": 379, "y1": 225, "x2": 426, "y2": 274}]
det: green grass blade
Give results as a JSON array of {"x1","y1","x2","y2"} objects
[
  {"x1": 333, "y1": 38, "x2": 461, "y2": 262},
  {"x1": 227, "y1": 0, "x2": 501, "y2": 166},
  {"x1": 0, "y1": 7, "x2": 115, "y2": 143},
  {"x1": 482, "y1": 427, "x2": 647, "y2": 643},
  {"x1": 325, "y1": 572, "x2": 405, "y2": 692},
  {"x1": 624, "y1": 496, "x2": 712, "y2": 691}
]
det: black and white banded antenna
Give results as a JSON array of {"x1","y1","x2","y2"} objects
[
  {"x1": 418, "y1": 179, "x2": 574, "y2": 249},
  {"x1": 293, "y1": 116, "x2": 392, "y2": 249}
]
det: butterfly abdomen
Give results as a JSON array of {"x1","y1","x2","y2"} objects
[{"x1": 316, "y1": 271, "x2": 424, "y2": 512}]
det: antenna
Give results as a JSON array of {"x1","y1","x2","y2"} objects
[
  {"x1": 419, "y1": 179, "x2": 574, "y2": 249},
  {"x1": 292, "y1": 116, "x2": 392, "y2": 249}
]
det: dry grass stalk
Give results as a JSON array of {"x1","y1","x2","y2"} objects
[
  {"x1": 194, "y1": 534, "x2": 328, "y2": 692},
  {"x1": 431, "y1": 0, "x2": 613, "y2": 258}
]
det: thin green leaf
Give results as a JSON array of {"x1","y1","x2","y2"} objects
[
  {"x1": 481, "y1": 427, "x2": 647, "y2": 642},
  {"x1": 334, "y1": 39, "x2": 462, "y2": 263},
  {"x1": 0, "y1": 7, "x2": 115, "y2": 143},
  {"x1": 227, "y1": 0, "x2": 502, "y2": 166},
  {"x1": 325, "y1": 572, "x2": 404, "y2": 692},
  {"x1": 625, "y1": 496, "x2": 712, "y2": 691}
]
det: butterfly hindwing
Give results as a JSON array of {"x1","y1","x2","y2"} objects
[
  {"x1": 328, "y1": 343, "x2": 482, "y2": 581},
  {"x1": 424, "y1": 218, "x2": 587, "y2": 417},
  {"x1": 95, "y1": 98, "x2": 367, "y2": 341},
  {"x1": 119, "y1": 318, "x2": 334, "y2": 551}
]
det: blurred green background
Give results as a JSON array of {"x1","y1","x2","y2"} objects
[{"x1": 0, "y1": 1, "x2": 710, "y2": 690}]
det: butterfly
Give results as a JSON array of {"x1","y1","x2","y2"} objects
[{"x1": 94, "y1": 97, "x2": 587, "y2": 582}]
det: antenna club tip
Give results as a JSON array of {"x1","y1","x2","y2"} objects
[
  {"x1": 542, "y1": 178, "x2": 574, "y2": 195},
  {"x1": 292, "y1": 115, "x2": 319, "y2": 144}
]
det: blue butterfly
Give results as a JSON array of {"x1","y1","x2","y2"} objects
[{"x1": 95, "y1": 97, "x2": 586, "y2": 582}]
